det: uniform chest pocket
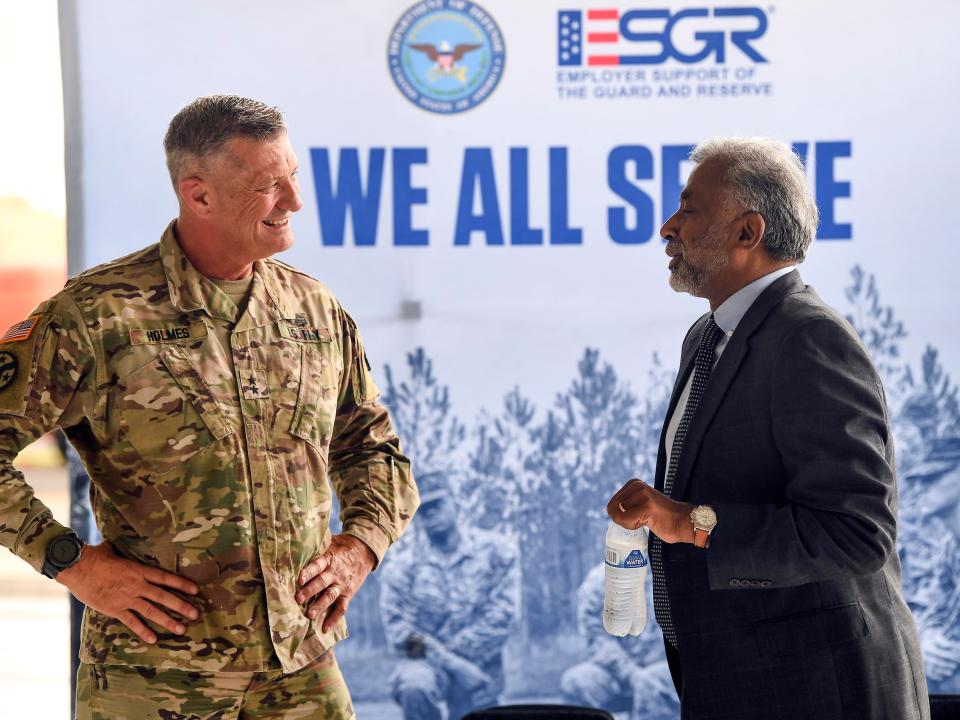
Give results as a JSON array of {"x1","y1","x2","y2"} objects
[
  {"x1": 117, "y1": 345, "x2": 231, "y2": 476},
  {"x1": 290, "y1": 344, "x2": 340, "y2": 453}
]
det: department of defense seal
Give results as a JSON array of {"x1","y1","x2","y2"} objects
[{"x1": 388, "y1": 0, "x2": 506, "y2": 114}]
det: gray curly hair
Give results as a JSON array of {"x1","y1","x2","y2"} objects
[{"x1": 690, "y1": 137, "x2": 819, "y2": 262}]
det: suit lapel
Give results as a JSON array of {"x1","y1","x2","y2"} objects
[{"x1": 669, "y1": 271, "x2": 807, "y2": 500}]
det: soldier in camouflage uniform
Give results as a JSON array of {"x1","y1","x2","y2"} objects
[
  {"x1": 560, "y1": 564, "x2": 679, "y2": 720},
  {"x1": 901, "y1": 437, "x2": 960, "y2": 694},
  {"x1": 379, "y1": 470, "x2": 519, "y2": 720},
  {"x1": 0, "y1": 95, "x2": 419, "y2": 718}
]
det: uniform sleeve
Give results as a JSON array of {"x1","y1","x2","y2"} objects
[
  {"x1": 0, "y1": 293, "x2": 97, "y2": 573},
  {"x1": 328, "y1": 308, "x2": 419, "y2": 568},
  {"x1": 447, "y1": 538, "x2": 520, "y2": 663},
  {"x1": 706, "y1": 317, "x2": 897, "y2": 589}
]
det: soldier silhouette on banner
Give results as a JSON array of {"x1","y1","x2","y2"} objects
[
  {"x1": 901, "y1": 436, "x2": 960, "y2": 694},
  {"x1": 561, "y1": 564, "x2": 679, "y2": 720},
  {"x1": 380, "y1": 470, "x2": 520, "y2": 720}
]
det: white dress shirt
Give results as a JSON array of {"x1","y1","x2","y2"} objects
[{"x1": 663, "y1": 266, "x2": 796, "y2": 475}]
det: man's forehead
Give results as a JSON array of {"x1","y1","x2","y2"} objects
[
  {"x1": 682, "y1": 157, "x2": 728, "y2": 199},
  {"x1": 223, "y1": 134, "x2": 297, "y2": 175}
]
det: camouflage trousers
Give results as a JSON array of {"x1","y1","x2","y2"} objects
[{"x1": 75, "y1": 651, "x2": 355, "y2": 720}]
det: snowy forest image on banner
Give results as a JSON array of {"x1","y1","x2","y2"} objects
[{"x1": 329, "y1": 265, "x2": 960, "y2": 718}]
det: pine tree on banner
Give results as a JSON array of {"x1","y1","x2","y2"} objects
[
  {"x1": 464, "y1": 387, "x2": 539, "y2": 536},
  {"x1": 844, "y1": 264, "x2": 960, "y2": 455},
  {"x1": 635, "y1": 353, "x2": 675, "y2": 482},
  {"x1": 520, "y1": 349, "x2": 644, "y2": 639},
  {"x1": 382, "y1": 348, "x2": 467, "y2": 477},
  {"x1": 920, "y1": 346, "x2": 960, "y2": 437},
  {"x1": 557, "y1": 349, "x2": 642, "y2": 575},
  {"x1": 842, "y1": 268, "x2": 960, "y2": 695},
  {"x1": 845, "y1": 265, "x2": 914, "y2": 410}
]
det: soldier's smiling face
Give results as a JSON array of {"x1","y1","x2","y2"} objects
[{"x1": 206, "y1": 133, "x2": 303, "y2": 261}]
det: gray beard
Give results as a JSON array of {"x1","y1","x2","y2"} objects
[{"x1": 668, "y1": 223, "x2": 729, "y2": 296}]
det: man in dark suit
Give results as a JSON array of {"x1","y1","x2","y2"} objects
[{"x1": 607, "y1": 137, "x2": 929, "y2": 719}]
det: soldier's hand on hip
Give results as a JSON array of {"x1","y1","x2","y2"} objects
[
  {"x1": 296, "y1": 534, "x2": 376, "y2": 633},
  {"x1": 56, "y1": 542, "x2": 200, "y2": 644},
  {"x1": 607, "y1": 478, "x2": 695, "y2": 544}
]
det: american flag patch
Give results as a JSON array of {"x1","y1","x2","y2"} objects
[{"x1": 0, "y1": 316, "x2": 40, "y2": 344}]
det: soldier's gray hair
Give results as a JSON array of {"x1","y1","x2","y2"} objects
[
  {"x1": 690, "y1": 137, "x2": 819, "y2": 262},
  {"x1": 163, "y1": 95, "x2": 286, "y2": 187}
]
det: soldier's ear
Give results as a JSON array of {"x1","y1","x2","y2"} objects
[{"x1": 179, "y1": 176, "x2": 213, "y2": 218}]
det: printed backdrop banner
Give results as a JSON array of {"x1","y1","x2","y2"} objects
[{"x1": 63, "y1": 0, "x2": 960, "y2": 716}]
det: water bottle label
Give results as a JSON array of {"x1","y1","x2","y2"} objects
[{"x1": 605, "y1": 548, "x2": 647, "y2": 568}]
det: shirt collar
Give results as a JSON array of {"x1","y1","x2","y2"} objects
[
  {"x1": 714, "y1": 266, "x2": 796, "y2": 335},
  {"x1": 160, "y1": 220, "x2": 219, "y2": 316}
]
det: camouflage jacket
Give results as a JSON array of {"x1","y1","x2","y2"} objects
[
  {"x1": 379, "y1": 526, "x2": 519, "y2": 674},
  {"x1": 0, "y1": 222, "x2": 418, "y2": 673}
]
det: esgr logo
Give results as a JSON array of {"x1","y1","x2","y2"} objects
[{"x1": 558, "y1": 7, "x2": 768, "y2": 67}]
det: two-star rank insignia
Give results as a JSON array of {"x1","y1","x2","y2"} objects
[{"x1": 241, "y1": 371, "x2": 270, "y2": 400}]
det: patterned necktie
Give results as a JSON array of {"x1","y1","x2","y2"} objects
[{"x1": 651, "y1": 315, "x2": 722, "y2": 646}]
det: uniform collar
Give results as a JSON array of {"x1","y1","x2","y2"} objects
[
  {"x1": 253, "y1": 256, "x2": 300, "y2": 322},
  {"x1": 713, "y1": 265, "x2": 796, "y2": 335},
  {"x1": 160, "y1": 220, "x2": 298, "y2": 324}
]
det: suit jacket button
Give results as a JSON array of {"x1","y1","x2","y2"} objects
[
  {"x1": 760, "y1": 580, "x2": 772, "y2": 588},
  {"x1": 729, "y1": 579, "x2": 741, "y2": 587},
  {"x1": 749, "y1": 580, "x2": 761, "y2": 588}
]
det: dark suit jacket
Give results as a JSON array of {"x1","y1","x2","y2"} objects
[{"x1": 655, "y1": 270, "x2": 929, "y2": 719}]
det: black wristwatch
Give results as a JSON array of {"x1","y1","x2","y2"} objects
[{"x1": 42, "y1": 531, "x2": 85, "y2": 579}]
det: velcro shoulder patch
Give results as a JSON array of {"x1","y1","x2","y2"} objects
[
  {"x1": 0, "y1": 314, "x2": 53, "y2": 415},
  {"x1": 0, "y1": 316, "x2": 41, "y2": 344},
  {"x1": 0, "y1": 351, "x2": 18, "y2": 391}
]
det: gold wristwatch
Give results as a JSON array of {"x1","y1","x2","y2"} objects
[{"x1": 691, "y1": 505, "x2": 718, "y2": 548}]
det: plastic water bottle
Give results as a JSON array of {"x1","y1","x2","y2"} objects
[{"x1": 603, "y1": 521, "x2": 649, "y2": 636}]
